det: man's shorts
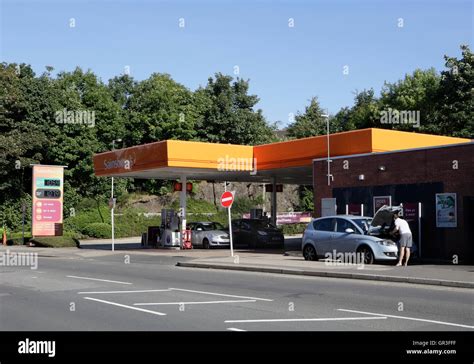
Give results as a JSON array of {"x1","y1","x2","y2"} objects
[{"x1": 400, "y1": 233, "x2": 413, "y2": 248}]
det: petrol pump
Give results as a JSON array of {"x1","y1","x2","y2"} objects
[{"x1": 158, "y1": 209, "x2": 181, "y2": 248}]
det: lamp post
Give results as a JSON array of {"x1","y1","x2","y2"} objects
[
  {"x1": 321, "y1": 111, "x2": 331, "y2": 186},
  {"x1": 111, "y1": 139, "x2": 122, "y2": 251}
]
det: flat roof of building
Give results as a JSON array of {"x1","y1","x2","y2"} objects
[{"x1": 93, "y1": 128, "x2": 470, "y2": 184}]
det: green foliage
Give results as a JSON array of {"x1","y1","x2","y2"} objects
[
  {"x1": 114, "y1": 210, "x2": 161, "y2": 238},
  {"x1": 435, "y1": 45, "x2": 473, "y2": 138},
  {"x1": 299, "y1": 187, "x2": 314, "y2": 212},
  {"x1": 0, "y1": 195, "x2": 32, "y2": 232},
  {"x1": 125, "y1": 73, "x2": 197, "y2": 145},
  {"x1": 230, "y1": 195, "x2": 264, "y2": 215},
  {"x1": 171, "y1": 197, "x2": 217, "y2": 213},
  {"x1": 1, "y1": 45, "x2": 472, "y2": 236},
  {"x1": 194, "y1": 73, "x2": 277, "y2": 145},
  {"x1": 287, "y1": 97, "x2": 335, "y2": 138},
  {"x1": 82, "y1": 222, "x2": 112, "y2": 239},
  {"x1": 280, "y1": 223, "x2": 307, "y2": 235},
  {"x1": 378, "y1": 68, "x2": 440, "y2": 132},
  {"x1": 30, "y1": 236, "x2": 80, "y2": 248},
  {"x1": 187, "y1": 211, "x2": 228, "y2": 226}
]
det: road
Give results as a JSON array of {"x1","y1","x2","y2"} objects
[{"x1": 1, "y1": 251, "x2": 473, "y2": 331}]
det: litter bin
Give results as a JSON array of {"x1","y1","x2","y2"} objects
[
  {"x1": 141, "y1": 232, "x2": 148, "y2": 247},
  {"x1": 147, "y1": 226, "x2": 161, "y2": 248}
]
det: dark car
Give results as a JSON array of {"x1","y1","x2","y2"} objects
[{"x1": 231, "y1": 219, "x2": 284, "y2": 248}]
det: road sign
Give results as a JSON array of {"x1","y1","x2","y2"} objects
[{"x1": 221, "y1": 191, "x2": 234, "y2": 208}]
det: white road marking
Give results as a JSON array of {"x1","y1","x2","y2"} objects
[
  {"x1": 67, "y1": 275, "x2": 132, "y2": 285},
  {"x1": 227, "y1": 327, "x2": 246, "y2": 332},
  {"x1": 169, "y1": 288, "x2": 273, "y2": 302},
  {"x1": 225, "y1": 317, "x2": 387, "y2": 324},
  {"x1": 83, "y1": 297, "x2": 166, "y2": 316},
  {"x1": 337, "y1": 309, "x2": 474, "y2": 329},
  {"x1": 134, "y1": 299, "x2": 256, "y2": 306},
  {"x1": 78, "y1": 289, "x2": 171, "y2": 295}
]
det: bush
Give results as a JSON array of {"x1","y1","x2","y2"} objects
[
  {"x1": 30, "y1": 236, "x2": 80, "y2": 248},
  {"x1": 280, "y1": 223, "x2": 307, "y2": 235},
  {"x1": 114, "y1": 211, "x2": 161, "y2": 238},
  {"x1": 171, "y1": 198, "x2": 217, "y2": 213},
  {"x1": 231, "y1": 196, "x2": 264, "y2": 215},
  {"x1": 82, "y1": 222, "x2": 112, "y2": 238}
]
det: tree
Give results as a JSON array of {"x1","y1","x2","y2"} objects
[
  {"x1": 286, "y1": 97, "x2": 336, "y2": 139},
  {"x1": 380, "y1": 68, "x2": 440, "y2": 132},
  {"x1": 435, "y1": 45, "x2": 473, "y2": 138},
  {"x1": 0, "y1": 63, "x2": 49, "y2": 205},
  {"x1": 125, "y1": 73, "x2": 197, "y2": 146},
  {"x1": 194, "y1": 73, "x2": 276, "y2": 145}
]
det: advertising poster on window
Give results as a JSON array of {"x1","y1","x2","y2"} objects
[
  {"x1": 436, "y1": 193, "x2": 457, "y2": 228},
  {"x1": 348, "y1": 203, "x2": 362, "y2": 216},
  {"x1": 373, "y1": 196, "x2": 391, "y2": 214},
  {"x1": 32, "y1": 165, "x2": 65, "y2": 236},
  {"x1": 403, "y1": 202, "x2": 418, "y2": 222}
]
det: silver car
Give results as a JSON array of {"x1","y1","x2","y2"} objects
[
  {"x1": 302, "y1": 215, "x2": 398, "y2": 264},
  {"x1": 188, "y1": 222, "x2": 230, "y2": 249}
]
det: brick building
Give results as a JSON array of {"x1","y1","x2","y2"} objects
[{"x1": 313, "y1": 142, "x2": 474, "y2": 263}]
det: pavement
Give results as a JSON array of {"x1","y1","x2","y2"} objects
[{"x1": 176, "y1": 254, "x2": 474, "y2": 289}]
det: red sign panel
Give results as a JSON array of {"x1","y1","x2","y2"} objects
[
  {"x1": 403, "y1": 202, "x2": 418, "y2": 221},
  {"x1": 221, "y1": 191, "x2": 234, "y2": 208},
  {"x1": 348, "y1": 204, "x2": 362, "y2": 216}
]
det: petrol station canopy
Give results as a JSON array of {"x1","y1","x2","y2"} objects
[{"x1": 93, "y1": 128, "x2": 470, "y2": 185}]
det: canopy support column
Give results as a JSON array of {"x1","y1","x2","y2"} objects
[
  {"x1": 180, "y1": 175, "x2": 187, "y2": 248},
  {"x1": 271, "y1": 177, "x2": 277, "y2": 225}
]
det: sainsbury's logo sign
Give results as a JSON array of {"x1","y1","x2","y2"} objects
[{"x1": 103, "y1": 158, "x2": 134, "y2": 170}]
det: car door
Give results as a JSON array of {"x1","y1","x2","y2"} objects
[
  {"x1": 312, "y1": 218, "x2": 336, "y2": 256},
  {"x1": 332, "y1": 218, "x2": 360, "y2": 254},
  {"x1": 231, "y1": 220, "x2": 242, "y2": 245},
  {"x1": 239, "y1": 220, "x2": 254, "y2": 247},
  {"x1": 194, "y1": 223, "x2": 205, "y2": 247}
]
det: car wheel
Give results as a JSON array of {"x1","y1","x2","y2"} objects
[
  {"x1": 303, "y1": 245, "x2": 317, "y2": 261},
  {"x1": 203, "y1": 238, "x2": 210, "y2": 249},
  {"x1": 358, "y1": 246, "x2": 375, "y2": 264}
]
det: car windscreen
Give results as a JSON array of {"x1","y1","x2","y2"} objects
[
  {"x1": 256, "y1": 220, "x2": 277, "y2": 229},
  {"x1": 201, "y1": 222, "x2": 224, "y2": 231},
  {"x1": 352, "y1": 218, "x2": 372, "y2": 234}
]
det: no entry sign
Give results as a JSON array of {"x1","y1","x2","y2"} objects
[{"x1": 221, "y1": 191, "x2": 234, "y2": 208}]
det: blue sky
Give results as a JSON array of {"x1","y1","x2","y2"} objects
[{"x1": 1, "y1": 0, "x2": 472, "y2": 126}]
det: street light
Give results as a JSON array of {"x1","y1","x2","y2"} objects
[
  {"x1": 321, "y1": 111, "x2": 331, "y2": 186},
  {"x1": 111, "y1": 139, "x2": 122, "y2": 251}
]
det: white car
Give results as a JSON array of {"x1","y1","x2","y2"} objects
[{"x1": 187, "y1": 222, "x2": 230, "y2": 249}]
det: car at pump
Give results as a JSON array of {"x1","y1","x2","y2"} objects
[
  {"x1": 187, "y1": 222, "x2": 230, "y2": 249},
  {"x1": 302, "y1": 215, "x2": 398, "y2": 264},
  {"x1": 231, "y1": 218, "x2": 284, "y2": 248}
]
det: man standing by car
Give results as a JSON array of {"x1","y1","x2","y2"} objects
[{"x1": 393, "y1": 212, "x2": 413, "y2": 266}]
